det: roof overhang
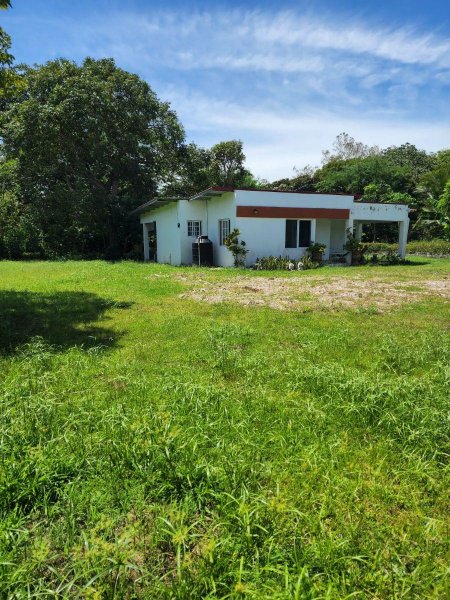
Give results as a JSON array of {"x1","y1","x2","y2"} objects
[
  {"x1": 188, "y1": 186, "x2": 234, "y2": 201},
  {"x1": 129, "y1": 197, "x2": 181, "y2": 216}
]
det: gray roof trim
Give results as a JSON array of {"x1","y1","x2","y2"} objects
[{"x1": 130, "y1": 197, "x2": 182, "y2": 215}]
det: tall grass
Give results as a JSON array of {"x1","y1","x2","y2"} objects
[{"x1": 0, "y1": 260, "x2": 449, "y2": 598}]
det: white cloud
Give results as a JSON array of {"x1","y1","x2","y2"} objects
[
  {"x1": 164, "y1": 91, "x2": 450, "y2": 179},
  {"x1": 68, "y1": 9, "x2": 450, "y2": 76},
  {"x1": 6, "y1": 3, "x2": 450, "y2": 181}
]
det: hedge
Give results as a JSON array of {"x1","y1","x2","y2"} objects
[{"x1": 362, "y1": 240, "x2": 450, "y2": 257}]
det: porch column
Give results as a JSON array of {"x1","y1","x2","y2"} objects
[
  {"x1": 398, "y1": 219, "x2": 409, "y2": 259},
  {"x1": 143, "y1": 223, "x2": 149, "y2": 261},
  {"x1": 310, "y1": 219, "x2": 317, "y2": 243},
  {"x1": 355, "y1": 222, "x2": 363, "y2": 241},
  {"x1": 344, "y1": 217, "x2": 354, "y2": 264}
]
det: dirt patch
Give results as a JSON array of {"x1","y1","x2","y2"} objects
[{"x1": 178, "y1": 274, "x2": 450, "y2": 312}]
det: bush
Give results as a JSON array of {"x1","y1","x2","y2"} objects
[
  {"x1": 407, "y1": 240, "x2": 450, "y2": 256},
  {"x1": 362, "y1": 240, "x2": 450, "y2": 256},
  {"x1": 254, "y1": 255, "x2": 320, "y2": 270},
  {"x1": 254, "y1": 256, "x2": 292, "y2": 270}
]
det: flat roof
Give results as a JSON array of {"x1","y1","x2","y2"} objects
[
  {"x1": 189, "y1": 186, "x2": 356, "y2": 200},
  {"x1": 131, "y1": 187, "x2": 409, "y2": 215}
]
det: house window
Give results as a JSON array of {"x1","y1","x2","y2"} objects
[
  {"x1": 285, "y1": 219, "x2": 312, "y2": 248},
  {"x1": 285, "y1": 220, "x2": 297, "y2": 248},
  {"x1": 299, "y1": 220, "x2": 311, "y2": 247},
  {"x1": 219, "y1": 219, "x2": 230, "y2": 245},
  {"x1": 187, "y1": 220, "x2": 202, "y2": 237}
]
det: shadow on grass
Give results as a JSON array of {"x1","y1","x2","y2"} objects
[{"x1": 0, "y1": 290, "x2": 132, "y2": 354}]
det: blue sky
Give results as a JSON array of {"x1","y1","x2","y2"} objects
[{"x1": 3, "y1": 0, "x2": 450, "y2": 179}]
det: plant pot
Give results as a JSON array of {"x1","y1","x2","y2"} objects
[{"x1": 311, "y1": 251, "x2": 323, "y2": 263}]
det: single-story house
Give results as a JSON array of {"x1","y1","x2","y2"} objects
[{"x1": 132, "y1": 187, "x2": 410, "y2": 266}]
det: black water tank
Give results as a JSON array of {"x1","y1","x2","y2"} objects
[{"x1": 192, "y1": 236, "x2": 213, "y2": 266}]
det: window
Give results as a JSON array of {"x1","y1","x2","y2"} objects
[
  {"x1": 285, "y1": 219, "x2": 312, "y2": 248},
  {"x1": 285, "y1": 220, "x2": 297, "y2": 248},
  {"x1": 219, "y1": 219, "x2": 230, "y2": 245},
  {"x1": 187, "y1": 220, "x2": 202, "y2": 237},
  {"x1": 299, "y1": 220, "x2": 311, "y2": 247}
]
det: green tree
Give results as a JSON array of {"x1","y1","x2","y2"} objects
[
  {"x1": 437, "y1": 180, "x2": 450, "y2": 233},
  {"x1": 362, "y1": 183, "x2": 413, "y2": 205},
  {"x1": 269, "y1": 166, "x2": 317, "y2": 191},
  {"x1": 322, "y1": 132, "x2": 379, "y2": 164},
  {"x1": 383, "y1": 143, "x2": 435, "y2": 182},
  {"x1": 209, "y1": 140, "x2": 249, "y2": 186},
  {"x1": 414, "y1": 150, "x2": 450, "y2": 239},
  {"x1": 162, "y1": 143, "x2": 213, "y2": 197},
  {"x1": 0, "y1": 158, "x2": 38, "y2": 258},
  {"x1": 0, "y1": 0, "x2": 21, "y2": 101},
  {"x1": 315, "y1": 155, "x2": 412, "y2": 194},
  {"x1": 1, "y1": 58, "x2": 185, "y2": 257}
]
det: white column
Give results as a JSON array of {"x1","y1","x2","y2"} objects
[
  {"x1": 398, "y1": 219, "x2": 409, "y2": 259},
  {"x1": 143, "y1": 223, "x2": 149, "y2": 261},
  {"x1": 355, "y1": 222, "x2": 363, "y2": 241},
  {"x1": 310, "y1": 219, "x2": 317, "y2": 243},
  {"x1": 344, "y1": 217, "x2": 354, "y2": 264}
]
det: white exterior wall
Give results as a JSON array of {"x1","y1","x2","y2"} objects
[
  {"x1": 315, "y1": 220, "x2": 331, "y2": 260},
  {"x1": 235, "y1": 190, "x2": 354, "y2": 209},
  {"x1": 141, "y1": 202, "x2": 181, "y2": 265},
  {"x1": 235, "y1": 190, "x2": 351, "y2": 265},
  {"x1": 178, "y1": 199, "x2": 208, "y2": 264},
  {"x1": 204, "y1": 193, "x2": 236, "y2": 267},
  {"x1": 351, "y1": 202, "x2": 409, "y2": 222},
  {"x1": 330, "y1": 220, "x2": 346, "y2": 252},
  {"x1": 139, "y1": 190, "x2": 410, "y2": 265}
]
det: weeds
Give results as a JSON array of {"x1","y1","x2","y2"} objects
[{"x1": 0, "y1": 260, "x2": 448, "y2": 598}]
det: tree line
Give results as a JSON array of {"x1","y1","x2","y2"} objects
[{"x1": 0, "y1": 3, "x2": 449, "y2": 259}]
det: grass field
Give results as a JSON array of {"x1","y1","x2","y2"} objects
[{"x1": 0, "y1": 258, "x2": 449, "y2": 598}]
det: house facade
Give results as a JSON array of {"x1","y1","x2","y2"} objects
[{"x1": 133, "y1": 187, "x2": 410, "y2": 266}]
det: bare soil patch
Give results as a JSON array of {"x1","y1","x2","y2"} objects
[{"x1": 178, "y1": 274, "x2": 450, "y2": 311}]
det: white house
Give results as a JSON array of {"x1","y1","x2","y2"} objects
[{"x1": 132, "y1": 187, "x2": 410, "y2": 266}]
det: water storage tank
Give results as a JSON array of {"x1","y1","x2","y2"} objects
[{"x1": 192, "y1": 236, "x2": 213, "y2": 266}]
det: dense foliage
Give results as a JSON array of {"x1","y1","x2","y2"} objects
[{"x1": 1, "y1": 58, "x2": 187, "y2": 258}]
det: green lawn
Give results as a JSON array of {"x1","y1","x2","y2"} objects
[{"x1": 0, "y1": 258, "x2": 449, "y2": 598}]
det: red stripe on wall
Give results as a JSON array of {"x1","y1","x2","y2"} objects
[{"x1": 236, "y1": 206, "x2": 350, "y2": 219}]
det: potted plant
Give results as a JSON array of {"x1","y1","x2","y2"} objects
[
  {"x1": 224, "y1": 228, "x2": 249, "y2": 267},
  {"x1": 344, "y1": 229, "x2": 366, "y2": 265},
  {"x1": 307, "y1": 242, "x2": 326, "y2": 263}
]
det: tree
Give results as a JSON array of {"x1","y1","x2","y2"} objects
[
  {"x1": 437, "y1": 180, "x2": 450, "y2": 237},
  {"x1": 383, "y1": 143, "x2": 435, "y2": 183},
  {"x1": 209, "y1": 140, "x2": 249, "y2": 186},
  {"x1": 269, "y1": 166, "x2": 317, "y2": 192},
  {"x1": 322, "y1": 132, "x2": 379, "y2": 164},
  {"x1": 413, "y1": 151, "x2": 450, "y2": 239},
  {"x1": 1, "y1": 58, "x2": 185, "y2": 257},
  {"x1": 162, "y1": 143, "x2": 213, "y2": 197},
  {"x1": 362, "y1": 183, "x2": 413, "y2": 205},
  {"x1": 0, "y1": 0, "x2": 21, "y2": 101},
  {"x1": 0, "y1": 158, "x2": 38, "y2": 258},
  {"x1": 315, "y1": 155, "x2": 412, "y2": 194}
]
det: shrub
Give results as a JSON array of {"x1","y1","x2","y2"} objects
[
  {"x1": 254, "y1": 256, "x2": 292, "y2": 270},
  {"x1": 362, "y1": 240, "x2": 450, "y2": 256},
  {"x1": 224, "y1": 228, "x2": 249, "y2": 267},
  {"x1": 407, "y1": 240, "x2": 450, "y2": 256},
  {"x1": 307, "y1": 242, "x2": 326, "y2": 263},
  {"x1": 254, "y1": 255, "x2": 320, "y2": 270},
  {"x1": 301, "y1": 256, "x2": 321, "y2": 270}
]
